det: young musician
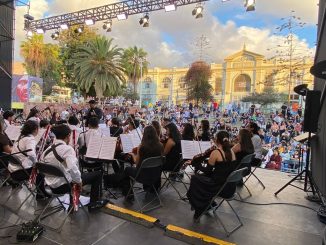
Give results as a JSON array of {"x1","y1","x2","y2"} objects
[
  {"x1": 85, "y1": 100, "x2": 103, "y2": 127},
  {"x1": 26, "y1": 108, "x2": 40, "y2": 123},
  {"x1": 3, "y1": 110, "x2": 15, "y2": 128},
  {"x1": 109, "y1": 117, "x2": 123, "y2": 137},
  {"x1": 187, "y1": 131, "x2": 237, "y2": 220},
  {"x1": 78, "y1": 117, "x2": 102, "y2": 151},
  {"x1": 181, "y1": 123, "x2": 195, "y2": 141},
  {"x1": 0, "y1": 119, "x2": 12, "y2": 155},
  {"x1": 9, "y1": 120, "x2": 47, "y2": 199},
  {"x1": 41, "y1": 124, "x2": 107, "y2": 210},
  {"x1": 199, "y1": 120, "x2": 211, "y2": 141},
  {"x1": 246, "y1": 122, "x2": 263, "y2": 167}
]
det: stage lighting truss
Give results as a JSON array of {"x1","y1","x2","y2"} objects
[
  {"x1": 244, "y1": 0, "x2": 255, "y2": 11},
  {"x1": 24, "y1": 0, "x2": 209, "y2": 32},
  {"x1": 139, "y1": 13, "x2": 149, "y2": 27},
  {"x1": 192, "y1": 4, "x2": 203, "y2": 18}
]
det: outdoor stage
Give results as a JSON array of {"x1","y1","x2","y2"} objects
[{"x1": 0, "y1": 168, "x2": 323, "y2": 245}]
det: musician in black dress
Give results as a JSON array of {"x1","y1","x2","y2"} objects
[
  {"x1": 0, "y1": 119, "x2": 12, "y2": 169},
  {"x1": 186, "y1": 131, "x2": 237, "y2": 220},
  {"x1": 199, "y1": 120, "x2": 211, "y2": 141},
  {"x1": 85, "y1": 100, "x2": 103, "y2": 126}
]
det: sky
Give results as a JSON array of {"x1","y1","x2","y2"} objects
[{"x1": 14, "y1": 0, "x2": 319, "y2": 68}]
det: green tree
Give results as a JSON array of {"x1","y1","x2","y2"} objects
[
  {"x1": 68, "y1": 36, "x2": 125, "y2": 98},
  {"x1": 242, "y1": 87, "x2": 287, "y2": 105},
  {"x1": 20, "y1": 35, "x2": 62, "y2": 95},
  {"x1": 185, "y1": 61, "x2": 213, "y2": 105},
  {"x1": 122, "y1": 46, "x2": 149, "y2": 93},
  {"x1": 57, "y1": 26, "x2": 98, "y2": 89}
]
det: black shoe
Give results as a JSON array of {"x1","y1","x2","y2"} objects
[{"x1": 87, "y1": 199, "x2": 110, "y2": 212}]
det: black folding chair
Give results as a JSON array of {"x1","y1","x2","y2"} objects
[
  {"x1": 161, "y1": 158, "x2": 190, "y2": 200},
  {"x1": 243, "y1": 158, "x2": 266, "y2": 189},
  {"x1": 195, "y1": 167, "x2": 249, "y2": 237},
  {"x1": 235, "y1": 153, "x2": 255, "y2": 199},
  {"x1": 35, "y1": 162, "x2": 89, "y2": 232},
  {"x1": 1, "y1": 154, "x2": 36, "y2": 212},
  {"x1": 125, "y1": 156, "x2": 164, "y2": 213}
]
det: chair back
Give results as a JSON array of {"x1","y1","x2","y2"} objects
[
  {"x1": 226, "y1": 167, "x2": 249, "y2": 183},
  {"x1": 136, "y1": 156, "x2": 164, "y2": 185},
  {"x1": 237, "y1": 153, "x2": 255, "y2": 176}
]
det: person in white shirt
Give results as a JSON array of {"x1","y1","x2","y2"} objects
[
  {"x1": 247, "y1": 122, "x2": 263, "y2": 167},
  {"x1": 3, "y1": 110, "x2": 15, "y2": 129},
  {"x1": 26, "y1": 108, "x2": 40, "y2": 123},
  {"x1": 42, "y1": 124, "x2": 105, "y2": 209},
  {"x1": 9, "y1": 120, "x2": 47, "y2": 199},
  {"x1": 60, "y1": 109, "x2": 70, "y2": 121}
]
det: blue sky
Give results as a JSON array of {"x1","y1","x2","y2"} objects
[{"x1": 15, "y1": 0, "x2": 318, "y2": 67}]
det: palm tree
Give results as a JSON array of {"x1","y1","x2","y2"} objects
[
  {"x1": 122, "y1": 46, "x2": 149, "y2": 93},
  {"x1": 20, "y1": 35, "x2": 47, "y2": 76},
  {"x1": 69, "y1": 36, "x2": 126, "y2": 98}
]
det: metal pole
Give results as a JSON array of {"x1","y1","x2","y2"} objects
[{"x1": 139, "y1": 59, "x2": 143, "y2": 107}]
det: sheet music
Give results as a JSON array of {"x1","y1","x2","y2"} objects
[
  {"x1": 69, "y1": 130, "x2": 80, "y2": 148},
  {"x1": 181, "y1": 140, "x2": 212, "y2": 159},
  {"x1": 5, "y1": 125, "x2": 21, "y2": 141},
  {"x1": 85, "y1": 134, "x2": 102, "y2": 159},
  {"x1": 100, "y1": 127, "x2": 111, "y2": 136},
  {"x1": 99, "y1": 137, "x2": 117, "y2": 160},
  {"x1": 120, "y1": 134, "x2": 135, "y2": 153}
]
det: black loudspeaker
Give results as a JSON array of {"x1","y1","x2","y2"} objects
[{"x1": 303, "y1": 90, "x2": 321, "y2": 133}]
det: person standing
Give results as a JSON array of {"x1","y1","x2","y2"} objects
[{"x1": 85, "y1": 100, "x2": 103, "y2": 127}]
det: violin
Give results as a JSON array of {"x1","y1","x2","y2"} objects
[{"x1": 191, "y1": 145, "x2": 217, "y2": 168}]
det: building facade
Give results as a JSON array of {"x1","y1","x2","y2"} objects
[{"x1": 141, "y1": 46, "x2": 314, "y2": 108}]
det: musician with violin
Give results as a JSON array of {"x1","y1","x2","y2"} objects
[{"x1": 3, "y1": 111, "x2": 15, "y2": 128}]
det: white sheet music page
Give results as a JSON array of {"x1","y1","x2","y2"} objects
[
  {"x1": 100, "y1": 127, "x2": 111, "y2": 136},
  {"x1": 181, "y1": 140, "x2": 200, "y2": 159},
  {"x1": 5, "y1": 125, "x2": 21, "y2": 141},
  {"x1": 120, "y1": 134, "x2": 134, "y2": 153},
  {"x1": 99, "y1": 137, "x2": 117, "y2": 160},
  {"x1": 85, "y1": 134, "x2": 102, "y2": 159},
  {"x1": 199, "y1": 141, "x2": 212, "y2": 152}
]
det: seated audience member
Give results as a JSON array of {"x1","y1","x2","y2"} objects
[
  {"x1": 247, "y1": 122, "x2": 263, "y2": 167},
  {"x1": 266, "y1": 149, "x2": 282, "y2": 170},
  {"x1": 110, "y1": 125, "x2": 163, "y2": 199},
  {"x1": 9, "y1": 120, "x2": 47, "y2": 199},
  {"x1": 162, "y1": 123, "x2": 182, "y2": 172},
  {"x1": 109, "y1": 117, "x2": 123, "y2": 137},
  {"x1": 41, "y1": 124, "x2": 106, "y2": 211},
  {"x1": 187, "y1": 131, "x2": 237, "y2": 220},
  {"x1": 181, "y1": 123, "x2": 195, "y2": 141},
  {"x1": 232, "y1": 128, "x2": 254, "y2": 164}
]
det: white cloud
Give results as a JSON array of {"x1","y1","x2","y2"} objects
[{"x1": 14, "y1": 0, "x2": 317, "y2": 69}]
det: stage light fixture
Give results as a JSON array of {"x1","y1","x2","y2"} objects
[
  {"x1": 117, "y1": 13, "x2": 127, "y2": 20},
  {"x1": 192, "y1": 6, "x2": 203, "y2": 18},
  {"x1": 36, "y1": 28, "x2": 44, "y2": 34},
  {"x1": 165, "y1": 4, "x2": 176, "y2": 12},
  {"x1": 74, "y1": 26, "x2": 84, "y2": 34},
  {"x1": 244, "y1": 0, "x2": 255, "y2": 11},
  {"x1": 85, "y1": 19, "x2": 95, "y2": 25},
  {"x1": 60, "y1": 24, "x2": 69, "y2": 30},
  {"x1": 139, "y1": 14, "x2": 149, "y2": 27},
  {"x1": 51, "y1": 31, "x2": 59, "y2": 40},
  {"x1": 103, "y1": 21, "x2": 112, "y2": 32}
]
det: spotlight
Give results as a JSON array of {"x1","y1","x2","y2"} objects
[
  {"x1": 24, "y1": 14, "x2": 34, "y2": 21},
  {"x1": 36, "y1": 28, "x2": 44, "y2": 34},
  {"x1": 60, "y1": 24, "x2": 69, "y2": 30},
  {"x1": 244, "y1": 0, "x2": 255, "y2": 11},
  {"x1": 192, "y1": 6, "x2": 203, "y2": 18},
  {"x1": 51, "y1": 31, "x2": 59, "y2": 40},
  {"x1": 103, "y1": 21, "x2": 112, "y2": 32},
  {"x1": 165, "y1": 4, "x2": 176, "y2": 12},
  {"x1": 85, "y1": 19, "x2": 95, "y2": 25},
  {"x1": 26, "y1": 30, "x2": 33, "y2": 37},
  {"x1": 117, "y1": 13, "x2": 127, "y2": 20},
  {"x1": 139, "y1": 14, "x2": 149, "y2": 27},
  {"x1": 74, "y1": 26, "x2": 84, "y2": 34}
]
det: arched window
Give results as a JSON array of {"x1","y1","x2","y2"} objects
[
  {"x1": 179, "y1": 77, "x2": 186, "y2": 89},
  {"x1": 215, "y1": 77, "x2": 222, "y2": 94},
  {"x1": 144, "y1": 77, "x2": 152, "y2": 89},
  {"x1": 234, "y1": 74, "x2": 251, "y2": 92},
  {"x1": 162, "y1": 77, "x2": 171, "y2": 89}
]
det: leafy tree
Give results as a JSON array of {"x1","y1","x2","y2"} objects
[
  {"x1": 68, "y1": 36, "x2": 125, "y2": 98},
  {"x1": 185, "y1": 61, "x2": 213, "y2": 105},
  {"x1": 20, "y1": 35, "x2": 62, "y2": 95},
  {"x1": 242, "y1": 87, "x2": 287, "y2": 105},
  {"x1": 57, "y1": 26, "x2": 98, "y2": 89},
  {"x1": 122, "y1": 46, "x2": 149, "y2": 93}
]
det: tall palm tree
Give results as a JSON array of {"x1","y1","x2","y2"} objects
[
  {"x1": 69, "y1": 36, "x2": 126, "y2": 98},
  {"x1": 122, "y1": 46, "x2": 149, "y2": 93},
  {"x1": 20, "y1": 35, "x2": 47, "y2": 76}
]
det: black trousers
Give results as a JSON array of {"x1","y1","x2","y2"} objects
[
  {"x1": 51, "y1": 171, "x2": 102, "y2": 203},
  {"x1": 252, "y1": 158, "x2": 262, "y2": 167},
  {"x1": 10, "y1": 168, "x2": 47, "y2": 196}
]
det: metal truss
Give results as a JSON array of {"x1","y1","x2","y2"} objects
[{"x1": 24, "y1": 0, "x2": 208, "y2": 31}]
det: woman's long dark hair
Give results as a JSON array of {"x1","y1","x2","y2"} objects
[
  {"x1": 20, "y1": 120, "x2": 39, "y2": 138},
  {"x1": 26, "y1": 108, "x2": 39, "y2": 120},
  {"x1": 201, "y1": 120, "x2": 210, "y2": 132},
  {"x1": 182, "y1": 123, "x2": 195, "y2": 141},
  {"x1": 151, "y1": 120, "x2": 161, "y2": 137},
  {"x1": 141, "y1": 125, "x2": 160, "y2": 148},
  {"x1": 165, "y1": 123, "x2": 181, "y2": 144},
  {"x1": 239, "y1": 129, "x2": 254, "y2": 154},
  {"x1": 216, "y1": 131, "x2": 232, "y2": 162},
  {"x1": 249, "y1": 122, "x2": 260, "y2": 135}
]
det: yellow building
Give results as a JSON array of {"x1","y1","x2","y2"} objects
[{"x1": 142, "y1": 46, "x2": 314, "y2": 107}]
